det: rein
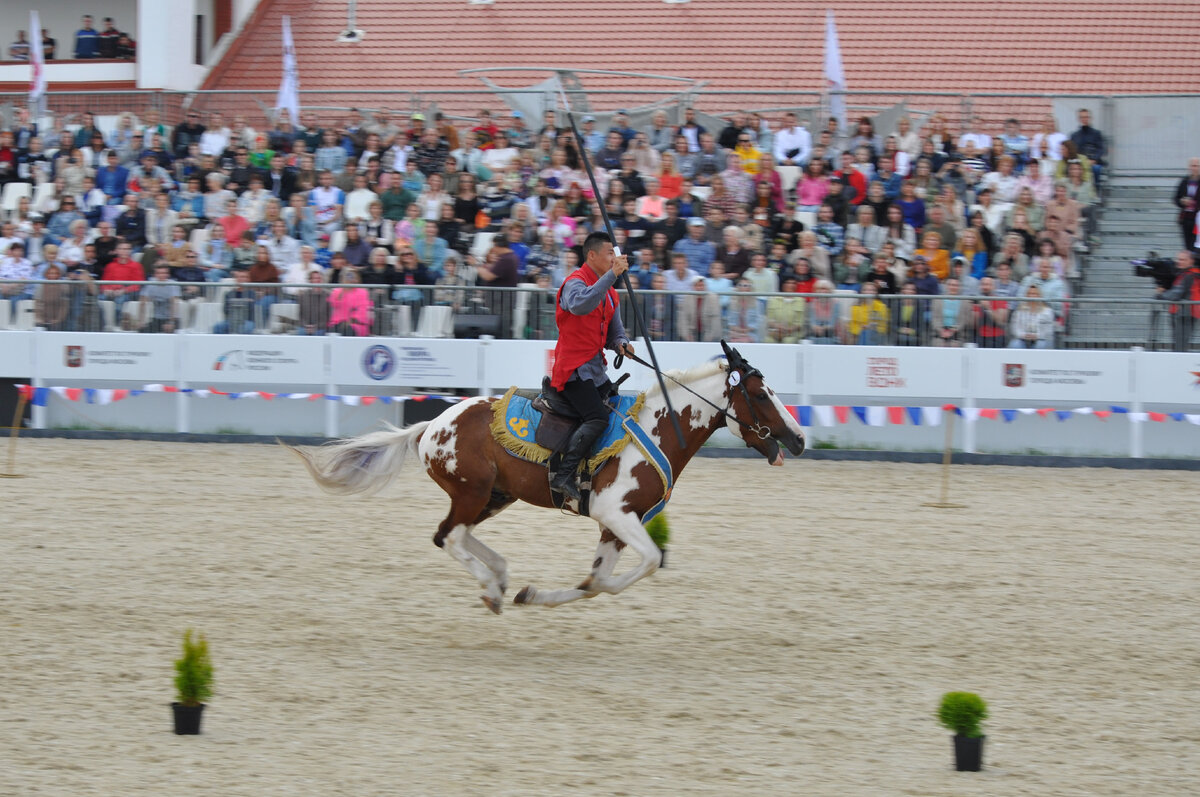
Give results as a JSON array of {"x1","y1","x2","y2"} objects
[{"x1": 617, "y1": 352, "x2": 773, "y2": 440}]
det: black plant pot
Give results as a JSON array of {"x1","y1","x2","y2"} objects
[
  {"x1": 953, "y1": 734, "x2": 984, "y2": 771},
  {"x1": 172, "y1": 702, "x2": 205, "y2": 735}
]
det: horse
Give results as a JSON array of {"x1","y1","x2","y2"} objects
[{"x1": 289, "y1": 342, "x2": 805, "y2": 613}]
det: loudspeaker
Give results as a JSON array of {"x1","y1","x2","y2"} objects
[{"x1": 453, "y1": 313, "x2": 501, "y2": 339}]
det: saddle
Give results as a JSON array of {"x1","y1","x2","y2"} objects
[{"x1": 530, "y1": 374, "x2": 629, "y2": 454}]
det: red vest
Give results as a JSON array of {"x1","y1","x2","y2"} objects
[
  {"x1": 550, "y1": 265, "x2": 619, "y2": 390},
  {"x1": 1168, "y1": 267, "x2": 1200, "y2": 319}
]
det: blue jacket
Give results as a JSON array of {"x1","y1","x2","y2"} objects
[{"x1": 96, "y1": 165, "x2": 130, "y2": 202}]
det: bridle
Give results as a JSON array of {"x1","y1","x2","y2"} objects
[{"x1": 618, "y1": 349, "x2": 774, "y2": 440}]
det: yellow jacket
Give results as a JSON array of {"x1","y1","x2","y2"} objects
[{"x1": 849, "y1": 299, "x2": 889, "y2": 336}]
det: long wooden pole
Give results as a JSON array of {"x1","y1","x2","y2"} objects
[
  {"x1": 1, "y1": 391, "x2": 29, "y2": 478},
  {"x1": 558, "y1": 92, "x2": 685, "y2": 447}
]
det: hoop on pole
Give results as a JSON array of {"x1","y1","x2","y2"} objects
[
  {"x1": 0, "y1": 391, "x2": 29, "y2": 479},
  {"x1": 922, "y1": 410, "x2": 964, "y2": 508}
]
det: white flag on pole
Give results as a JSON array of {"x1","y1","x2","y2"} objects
[
  {"x1": 275, "y1": 16, "x2": 300, "y2": 126},
  {"x1": 823, "y1": 9, "x2": 846, "y2": 133},
  {"x1": 29, "y1": 10, "x2": 47, "y2": 117}
]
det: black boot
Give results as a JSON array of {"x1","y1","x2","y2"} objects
[{"x1": 550, "y1": 419, "x2": 606, "y2": 501}]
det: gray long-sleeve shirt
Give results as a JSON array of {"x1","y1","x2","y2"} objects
[{"x1": 559, "y1": 268, "x2": 629, "y2": 385}]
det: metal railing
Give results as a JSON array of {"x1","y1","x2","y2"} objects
[{"x1": 2, "y1": 280, "x2": 1195, "y2": 351}]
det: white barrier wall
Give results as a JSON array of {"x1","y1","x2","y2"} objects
[{"x1": 2, "y1": 331, "x2": 1199, "y2": 457}]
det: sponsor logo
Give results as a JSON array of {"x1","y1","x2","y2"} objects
[
  {"x1": 865, "y1": 356, "x2": 906, "y2": 388},
  {"x1": 363, "y1": 344, "x2": 395, "y2": 381},
  {"x1": 1004, "y1": 363, "x2": 1025, "y2": 388},
  {"x1": 1192, "y1": 366, "x2": 1200, "y2": 388},
  {"x1": 213, "y1": 350, "x2": 246, "y2": 371},
  {"x1": 64, "y1": 345, "x2": 84, "y2": 368}
]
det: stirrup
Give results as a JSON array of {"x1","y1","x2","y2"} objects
[{"x1": 550, "y1": 470, "x2": 581, "y2": 501}]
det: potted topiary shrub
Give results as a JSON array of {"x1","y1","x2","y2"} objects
[
  {"x1": 938, "y1": 691, "x2": 988, "y2": 771},
  {"x1": 645, "y1": 513, "x2": 670, "y2": 568},
  {"x1": 172, "y1": 629, "x2": 213, "y2": 735}
]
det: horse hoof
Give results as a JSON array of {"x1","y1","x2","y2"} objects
[
  {"x1": 481, "y1": 596, "x2": 502, "y2": 615},
  {"x1": 513, "y1": 586, "x2": 535, "y2": 605}
]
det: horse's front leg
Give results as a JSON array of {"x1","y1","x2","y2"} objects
[
  {"x1": 512, "y1": 527, "x2": 626, "y2": 608},
  {"x1": 579, "y1": 510, "x2": 660, "y2": 596}
]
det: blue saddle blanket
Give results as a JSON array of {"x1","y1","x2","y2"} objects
[{"x1": 493, "y1": 388, "x2": 645, "y2": 466}]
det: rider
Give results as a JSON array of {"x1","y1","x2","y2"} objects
[{"x1": 548, "y1": 231, "x2": 637, "y2": 500}]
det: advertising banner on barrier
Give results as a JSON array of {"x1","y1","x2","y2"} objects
[
  {"x1": 972, "y1": 348, "x2": 1132, "y2": 403},
  {"x1": 331, "y1": 338, "x2": 480, "y2": 388},
  {"x1": 479, "y1": 339, "x2": 556, "y2": 392},
  {"x1": 0, "y1": 331, "x2": 32, "y2": 377},
  {"x1": 1136, "y1": 351, "x2": 1200, "y2": 407},
  {"x1": 183, "y1": 335, "x2": 323, "y2": 385},
  {"x1": 35, "y1": 332, "x2": 177, "y2": 381},
  {"x1": 805, "y1": 345, "x2": 964, "y2": 398}
]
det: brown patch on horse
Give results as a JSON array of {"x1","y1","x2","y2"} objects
[
  {"x1": 434, "y1": 427, "x2": 453, "y2": 446},
  {"x1": 599, "y1": 527, "x2": 626, "y2": 552}
]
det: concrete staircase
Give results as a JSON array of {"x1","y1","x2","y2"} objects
[{"x1": 1067, "y1": 174, "x2": 1183, "y2": 349}]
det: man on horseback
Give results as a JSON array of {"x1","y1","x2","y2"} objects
[{"x1": 548, "y1": 231, "x2": 636, "y2": 501}]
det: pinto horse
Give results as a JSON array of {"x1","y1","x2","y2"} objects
[{"x1": 290, "y1": 343, "x2": 805, "y2": 613}]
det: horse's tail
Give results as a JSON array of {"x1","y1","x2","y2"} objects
[{"x1": 285, "y1": 421, "x2": 431, "y2": 497}]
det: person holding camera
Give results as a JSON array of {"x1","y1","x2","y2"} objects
[{"x1": 1158, "y1": 250, "x2": 1200, "y2": 351}]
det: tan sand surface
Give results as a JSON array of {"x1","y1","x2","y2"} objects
[{"x1": 1, "y1": 439, "x2": 1197, "y2": 796}]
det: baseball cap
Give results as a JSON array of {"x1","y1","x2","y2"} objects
[
  {"x1": 511, "y1": 110, "x2": 523, "y2": 119},
  {"x1": 687, "y1": 217, "x2": 705, "y2": 227},
  {"x1": 582, "y1": 115, "x2": 596, "y2": 123},
  {"x1": 411, "y1": 113, "x2": 425, "y2": 122},
  {"x1": 28, "y1": 212, "x2": 44, "y2": 222}
]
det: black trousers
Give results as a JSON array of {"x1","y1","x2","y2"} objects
[
  {"x1": 1172, "y1": 313, "x2": 1196, "y2": 352},
  {"x1": 561, "y1": 377, "x2": 611, "y2": 427}
]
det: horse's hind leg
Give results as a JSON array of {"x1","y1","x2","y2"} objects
[
  {"x1": 513, "y1": 527, "x2": 625, "y2": 608},
  {"x1": 436, "y1": 491, "x2": 508, "y2": 614}
]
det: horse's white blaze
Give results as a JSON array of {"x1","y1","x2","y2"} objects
[
  {"x1": 768, "y1": 388, "x2": 805, "y2": 438},
  {"x1": 419, "y1": 396, "x2": 487, "y2": 475}
]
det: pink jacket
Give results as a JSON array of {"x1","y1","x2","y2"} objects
[
  {"x1": 328, "y1": 287, "x2": 371, "y2": 336},
  {"x1": 796, "y1": 176, "x2": 830, "y2": 207}
]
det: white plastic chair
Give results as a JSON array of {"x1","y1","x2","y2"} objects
[
  {"x1": 189, "y1": 227, "x2": 209, "y2": 252},
  {"x1": 393, "y1": 304, "x2": 414, "y2": 337},
  {"x1": 512, "y1": 287, "x2": 532, "y2": 339},
  {"x1": 31, "y1": 182, "x2": 58, "y2": 214},
  {"x1": 1, "y1": 182, "x2": 32, "y2": 214},
  {"x1": 99, "y1": 300, "x2": 118, "y2": 332},
  {"x1": 329, "y1": 230, "x2": 347, "y2": 253},
  {"x1": 188, "y1": 302, "x2": 223, "y2": 334},
  {"x1": 119, "y1": 299, "x2": 142, "y2": 331},
  {"x1": 268, "y1": 302, "x2": 300, "y2": 334},
  {"x1": 415, "y1": 305, "x2": 453, "y2": 338},
  {"x1": 10, "y1": 300, "x2": 35, "y2": 330},
  {"x1": 470, "y1": 232, "x2": 495, "y2": 259}
]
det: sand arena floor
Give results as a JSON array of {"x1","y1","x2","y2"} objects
[{"x1": 1, "y1": 438, "x2": 1197, "y2": 796}]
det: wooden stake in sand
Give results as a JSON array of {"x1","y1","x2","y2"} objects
[
  {"x1": 0, "y1": 391, "x2": 29, "y2": 479},
  {"x1": 922, "y1": 409, "x2": 964, "y2": 508}
]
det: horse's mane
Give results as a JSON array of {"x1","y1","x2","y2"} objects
[{"x1": 642, "y1": 358, "x2": 727, "y2": 400}]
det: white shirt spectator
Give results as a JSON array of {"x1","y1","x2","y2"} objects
[
  {"x1": 981, "y1": 172, "x2": 1020, "y2": 204},
  {"x1": 0, "y1": 255, "x2": 34, "y2": 280},
  {"x1": 237, "y1": 188, "x2": 272, "y2": 225},
  {"x1": 773, "y1": 125, "x2": 812, "y2": 166},
  {"x1": 267, "y1": 234, "x2": 301, "y2": 268},
  {"x1": 483, "y1": 147, "x2": 519, "y2": 172},
  {"x1": 1031, "y1": 131, "x2": 1068, "y2": 161},
  {"x1": 309, "y1": 185, "x2": 345, "y2": 227},
  {"x1": 958, "y1": 131, "x2": 992, "y2": 152},
  {"x1": 199, "y1": 126, "x2": 232, "y2": 157},
  {"x1": 345, "y1": 187, "x2": 380, "y2": 223},
  {"x1": 384, "y1": 143, "x2": 411, "y2": 174}
]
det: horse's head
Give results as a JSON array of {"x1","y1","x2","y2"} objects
[{"x1": 720, "y1": 340, "x2": 806, "y2": 466}]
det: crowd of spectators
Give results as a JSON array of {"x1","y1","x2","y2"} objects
[
  {"x1": 0, "y1": 101, "x2": 1107, "y2": 346},
  {"x1": 6, "y1": 15, "x2": 135, "y2": 62}
]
